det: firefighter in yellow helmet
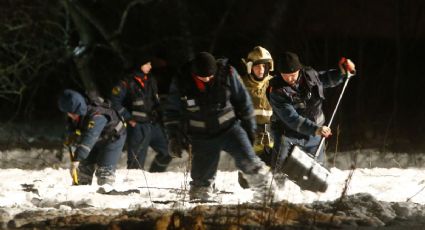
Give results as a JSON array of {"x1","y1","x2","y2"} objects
[{"x1": 241, "y1": 46, "x2": 274, "y2": 166}]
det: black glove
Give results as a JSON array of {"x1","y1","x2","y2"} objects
[
  {"x1": 168, "y1": 137, "x2": 183, "y2": 158},
  {"x1": 151, "y1": 110, "x2": 163, "y2": 123}
]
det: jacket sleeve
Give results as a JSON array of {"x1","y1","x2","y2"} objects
[
  {"x1": 110, "y1": 80, "x2": 132, "y2": 121},
  {"x1": 318, "y1": 69, "x2": 344, "y2": 88},
  {"x1": 151, "y1": 77, "x2": 161, "y2": 110},
  {"x1": 163, "y1": 77, "x2": 184, "y2": 138},
  {"x1": 228, "y1": 66, "x2": 256, "y2": 133},
  {"x1": 269, "y1": 91, "x2": 319, "y2": 136},
  {"x1": 74, "y1": 115, "x2": 108, "y2": 161}
]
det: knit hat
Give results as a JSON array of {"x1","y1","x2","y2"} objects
[
  {"x1": 132, "y1": 52, "x2": 153, "y2": 69},
  {"x1": 58, "y1": 89, "x2": 88, "y2": 116},
  {"x1": 191, "y1": 52, "x2": 217, "y2": 77},
  {"x1": 277, "y1": 51, "x2": 303, "y2": 74},
  {"x1": 138, "y1": 53, "x2": 153, "y2": 66}
]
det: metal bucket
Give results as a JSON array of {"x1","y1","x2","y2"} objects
[{"x1": 280, "y1": 145, "x2": 329, "y2": 193}]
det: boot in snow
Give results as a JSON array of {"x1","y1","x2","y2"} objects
[
  {"x1": 189, "y1": 185, "x2": 214, "y2": 202},
  {"x1": 240, "y1": 164, "x2": 278, "y2": 202},
  {"x1": 96, "y1": 166, "x2": 115, "y2": 186}
]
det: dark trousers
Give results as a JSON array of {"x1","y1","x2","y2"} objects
[
  {"x1": 127, "y1": 122, "x2": 171, "y2": 172},
  {"x1": 79, "y1": 133, "x2": 126, "y2": 185},
  {"x1": 190, "y1": 122, "x2": 263, "y2": 187}
]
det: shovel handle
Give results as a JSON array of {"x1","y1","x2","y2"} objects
[
  {"x1": 71, "y1": 168, "x2": 79, "y2": 185},
  {"x1": 68, "y1": 148, "x2": 79, "y2": 185},
  {"x1": 314, "y1": 67, "x2": 355, "y2": 158}
]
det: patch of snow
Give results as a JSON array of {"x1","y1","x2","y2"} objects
[{"x1": 1, "y1": 147, "x2": 425, "y2": 227}]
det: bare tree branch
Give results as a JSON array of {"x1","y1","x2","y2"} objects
[
  {"x1": 116, "y1": 0, "x2": 155, "y2": 36},
  {"x1": 69, "y1": 0, "x2": 128, "y2": 67}
]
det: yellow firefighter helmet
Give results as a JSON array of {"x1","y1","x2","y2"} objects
[{"x1": 242, "y1": 46, "x2": 274, "y2": 74}]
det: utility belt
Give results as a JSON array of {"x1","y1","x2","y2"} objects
[{"x1": 98, "y1": 120, "x2": 126, "y2": 143}]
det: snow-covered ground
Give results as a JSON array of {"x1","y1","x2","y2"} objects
[
  {"x1": 1, "y1": 150, "x2": 425, "y2": 210},
  {"x1": 2, "y1": 147, "x2": 425, "y2": 228},
  {"x1": 2, "y1": 165, "x2": 425, "y2": 209}
]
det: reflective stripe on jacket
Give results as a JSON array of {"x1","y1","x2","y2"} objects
[
  {"x1": 111, "y1": 71, "x2": 160, "y2": 123},
  {"x1": 164, "y1": 58, "x2": 256, "y2": 139},
  {"x1": 242, "y1": 74, "x2": 273, "y2": 125}
]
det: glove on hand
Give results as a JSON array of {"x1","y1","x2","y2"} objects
[
  {"x1": 315, "y1": 126, "x2": 332, "y2": 138},
  {"x1": 151, "y1": 110, "x2": 163, "y2": 123},
  {"x1": 338, "y1": 57, "x2": 356, "y2": 76}
]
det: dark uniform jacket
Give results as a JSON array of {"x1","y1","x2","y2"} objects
[
  {"x1": 164, "y1": 58, "x2": 256, "y2": 139},
  {"x1": 268, "y1": 67, "x2": 343, "y2": 139},
  {"x1": 67, "y1": 100, "x2": 126, "y2": 161},
  {"x1": 111, "y1": 71, "x2": 161, "y2": 123}
]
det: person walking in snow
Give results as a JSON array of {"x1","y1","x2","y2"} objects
[
  {"x1": 111, "y1": 55, "x2": 172, "y2": 172},
  {"x1": 240, "y1": 46, "x2": 275, "y2": 166},
  {"x1": 164, "y1": 51, "x2": 276, "y2": 201},
  {"x1": 58, "y1": 89, "x2": 127, "y2": 185},
  {"x1": 268, "y1": 51, "x2": 356, "y2": 170}
]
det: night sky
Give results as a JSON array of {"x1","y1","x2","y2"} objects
[{"x1": 1, "y1": 0, "x2": 424, "y2": 151}]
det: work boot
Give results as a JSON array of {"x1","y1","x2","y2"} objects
[
  {"x1": 96, "y1": 166, "x2": 115, "y2": 186},
  {"x1": 77, "y1": 173, "x2": 93, "y2": 185},
  {"x1": 237, "y1": 171, "x2": 249, "y2": 189},
  {"x1": 189, "y1": 185, "x2": 214, "y2": 201},
  {"x1": 77, "y1": 163, "x2": 95, "y2": 185},
  {"x1": 149, "y1": 155, "x2": 172, "y2": 173},
  {"x1": 240, "y1": 164, "x2": 278, "y2": 203},
  {"x1": 273, "y1": 173, "x2": 287, "y2": 189}
]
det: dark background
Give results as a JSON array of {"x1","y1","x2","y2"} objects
[{"x1": 1, "y1": 0, "x2": 424, "y2": 152}]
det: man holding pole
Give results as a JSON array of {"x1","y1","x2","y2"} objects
[{"x1": 268, "y1": 52, "x2": 355, "y2": 170}]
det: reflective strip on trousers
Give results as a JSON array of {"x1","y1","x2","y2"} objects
[
  {"x1": 132, "y1": 100, "x2": 144, "y2": 106},
  {"x1": 189, "y1": 120, "x2": 206, "y2": 128},
  {"x1": 218, "y1": 110, "x2": 235, "y2": 125},
  {"x1": 78, "y1": 144, "x2": 91, "y2": 152},
  {"x1": 254, "y1": 109, "x2": 273, "y2": 117},
  {"x1": 186, "y1": 106, "x2": 200, "y2": 112},
  {"x1": 132, "y1": 111, "x2": 147, "y2": 118}
]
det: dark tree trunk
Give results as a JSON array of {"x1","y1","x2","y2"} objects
[{"x1": 62, "y1": 0, "x2": 98, "y2": 95}]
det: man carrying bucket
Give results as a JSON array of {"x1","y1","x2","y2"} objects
[{"x1": 268, "y1": 51, "x2": 355, "y2": 171}]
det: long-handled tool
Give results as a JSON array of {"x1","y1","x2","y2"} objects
[
  {"x1": 279, "y1": 58, "x2": 355, "y2": 192},
  {"x1": 68, "y1": 146, "x2": 79, "y2": 185},
  {"x1": 64, "y1": 130, "x2": 81, "y2": 185}
]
